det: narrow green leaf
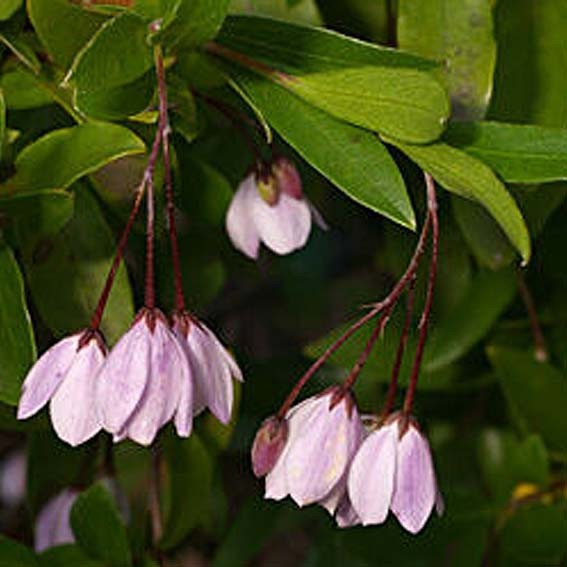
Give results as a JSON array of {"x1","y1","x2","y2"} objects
[
  {"x1": 70, "y1": 484, "x2": 132, "y2": 567},
  {"x1": 0, "y1": 241, "x2": 36, "y2": 406},
  {"x1": 69, "y1": 12, "x2": 153, "y2": 94},
  {"x1": 27, "y1": 0, "x2": 107, "y2": 70},
  {"x1": 445, "y1": 121, "x2": 567, "y2": 183},
  {"x1": 160, "y1": 435, "x2": 214, "y2": 550},
  {"x1": 160, "y1": 0, "x2": 231, "y2": 49},
  {"x1": 16, "y1": 188, "x2": 134, "y2": 344},
  {"x1": 0, "y1": 0, "x2": 22, "y2": 20},
  {"x1": 0, "y1": 536, "x2": 38, "y2": 567},
  {"x1": 229, "y1": 70, "x2": 416, "y2": 229},
  {"x1": 488, "y1": 347, "x2": 567, "y2": 453},
  {"x1": 424, "y1": 269, "x2": 516, "y2": 371},
  {"x1": 453, "y1": 197, "x2": 515, "y2": 270},
  {"x1": 397, "y1": 0, "x2": 496, "y2": 120},
  {"x1": 392, "y1": 140, "x2": 531, "y2": 263},
  {"x1": 2, "y1": 122, "x2": 145, "y2": 193}
]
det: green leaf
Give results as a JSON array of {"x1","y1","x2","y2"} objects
[
  {"x1": 69, "y1": 12, "x2": 153, "y2": 95},
  {"x1": 424, "y1": 269, "x2": 516, "y2": 371},
  {"x1": 0, "y1": 537, "x2": 38, "y2": 567},
  {"x1": 160, "y1": 0, "x2": 231, "y2": 49},
  {"x1": 0, "y1": 31, "x2": 42, "y2": 73},
  {"x1": 229, "y1": 0, "x2": 322, "y2": 26},
  {"x1": 0, "y1": 90, "x2": 5, "y2": 158},
  {"x1": 488, "y1": 347, "x2": 567, "y2": 453},
  {"x1": 392, "y1": 140, "x2": 531, "y2": 263},
  {"x1": 445, "y1": 121, "x2": 567, "y2": 184},
  {"x1": 160, "y1": 435, "x2": 214, "y2": 550},
  {"x1": 16, "y1": 188, "x2": 134, "y2": 344},
  {"x1": 38, "y1": 545, "x2": 105, "y2": 567},
  {"x1": 477, "y1": 430, "x2": 549, "y2": 504},
  {"x1": 2, "y1": 122, "x2": 145, "y2": 193},
  {"x1": 0, "y1": 0, "x2": 22, "y2": 20},
  {"x1": 27, "y1": 0, "x2": 107, "y2": 70},
  {"x1": 70, "y1": 484, "x2": 132, "y2": 567},
  {"x1": 229, "y1": 70, "x2": 416, "y2": 229},
  {"x1": 397, "y1": 0, "x2": 496, "y2": 120},
  {"x1": 0, "y1": 69, "x2": 53, "y2": 110},
  {"x1": 0, "y1": 241, "x2": 36, "y2": 405}
]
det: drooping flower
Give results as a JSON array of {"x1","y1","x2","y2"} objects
[
  {"x1": 264, "y1": 388, "x2": 363, "y2": 512},
  {"x1": 172, "y1": 311, "x2": 242, "y2": 428},
  {"x1": 34, "y1": 488, "x2": 77, "y2": 552},
  {"x1": 347, "y1": 414, "x2": 443, "y2": 533},
  {"x1": 17, "y1": 330, "x2": 107, "y2": 447},
  {"x1": 225, "y1": 158, "x2": 320, "y2": 259},
  {"x1": 96, "y1": 308, "x2": 190, "y2": 446}
]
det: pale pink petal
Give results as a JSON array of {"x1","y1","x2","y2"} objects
[
  {"x1": 50, "y1": 340, "x2": 105, "y2": 446},
  {"x1": 96, "y1": 319, "x2": 151, "y2": 434},
  {"x1": 265, "y1": 398, "x2": 318, "y2": 501},
  {"x1": 252, "y1": 190, "x2": 312, "y2": 256},
  {"x1": 18, "y1": 335, "x2": 80, "y2": 419},
  {"x1": 390, "y1": 425, "x2": 437, "y2": 534},
  {"x1": 121, "y1": 319, "x2": 184, "y2": 445},
  {"x1": 173, "y1": 359, "x2": 194, "y2": 437},
  {"x1": 336, "y1": 494, "x2": 361, "y2": 528},
  {"x1": 225, "y1": 174, "x2": 261, "y2": 259},
  {"x1": 34, "y1": 489, "x2": 77, "y2": 552},
  {"x1": 348, "y1": 423, "x2": 398, "y2": 526},
  {"x1": 319, "y1": 476, "x2": 346, "y2": 516},
  {"x1": 308, "y1": 200, "x2": 329, "y2": 231},
  {"x1": 285, "y1": 393, "x2": 363, "y2": 506}
]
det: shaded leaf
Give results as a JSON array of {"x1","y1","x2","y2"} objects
[
  {"x1": 0, "y1": 536, "x2": 37, "y2": 567},
  {"x1": 38, "y1": 545, "x2": 104, "y2": 567},
  {"x1": 0, "y1": 0, "x2": 21, "y2": 21}
]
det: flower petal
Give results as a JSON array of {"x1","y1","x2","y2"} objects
[
  {"x1": 226, "y1": 174, "x2": 261, "y2": 259},
  {"x1": 18, "y1": 335, "x2": 80, "y2": 420},
  {"x1": 122, "y1": 319, "x2": 184, "y2": 445},
  {"x1": 285, "y1": 394, "x2": 363, "y2": 506},
  {"x1": 390, "y1": 425, "x2": 437, "y2": 534},
  {"x1": 96, "y1": 319, "x2": 151, "y2": 434},
  {"x1": 173, "y1": 336, "x2": 194, "y2": 438},
  {"x1": 252, "y1": 190, "x2": 312, "y2": 256},
  {"x1": 34, "y1": 489, "x2": 77, "y2": 552},
  {"x1": 49, "y1": 339, "x2": 105, "y2": 446},
  {"x1": 336, "y1": 494, "x2": 361, "y2": 528},
  {"x1": 348, "y1": 423, "x2": 397, "y2": 526}
]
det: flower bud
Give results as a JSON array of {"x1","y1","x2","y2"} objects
[{"x1": 251, "y1": 416, "x2": 288, "y2": 478}]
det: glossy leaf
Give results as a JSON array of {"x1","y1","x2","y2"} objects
[
  {"x1": 16, "y1": 187, "x2": 134, "y2": 344},
  {"x1": 229, "y1": 70, "x2": 416, "y2": 229},
  {"x1": 2, "y1": 122, "x2": 145, "y2": 193},
  {"x1": 160, "y1": 435, "x2": 214, "y2": 550},
  {"x1": 488, "y1": 347, "x2": 567, "y2": 453},
  {"x1": 0, "y1": 69, "x2": 53, "y2": 110},
  {"x1": 70, "y1": 484, "x2": 132, "y2": 567},
  {"x1": 69, "y1": 12, "x2": 153, "y2": 94},
  {"x1": 397, "y1": 0, "x2": 496, "y2": 120},
  {"x1": 27, "y1": 0, "x2": 107, "y2": 70},
  {"x1": 392, "y1": 140, "x2": 531, "y2": 263},
  {"x1": 424, "y1": 269, "x2": 516, "y2": 371},
  {"x1": 0, "y1": 241, "x2": 36, "y2": 406},
  {"x1": 445, "y1": 121, "x2": 567, "y2": 183}
]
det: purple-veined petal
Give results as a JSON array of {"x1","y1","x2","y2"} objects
[
  {"x1": 348, "y1": 422, "x2": 398, "y2": 526},
  {"x1": 122, "y1": 318, "x2": 184, "y2": 445},
  {"x1": 96, "y1": 318, "x2": 151, "y2": 434},
  {"x1": 265, "y1": 397, "x2": 319, "y2": 501},
  {"x1": 18, "y1": 334, "x2": 80, "y2": 420},
  {"x1": 252, "y1": 190, "x2": 312, "y2": 256},
  {"x1": 34, "y1": 489, "x2": 77, "y2": 552},
  {"x1": 226, "y1": 174, "x2": 261, "y2": 259},
  {"x1": 390, "y1": 424, "x2": 437, "y2": 534},
  {"x1": 285, "y1": 393, "x2": 363, "y2": 507},
  {"x1": 49, "y1": 338, "x2": 106, "y2": 447}
]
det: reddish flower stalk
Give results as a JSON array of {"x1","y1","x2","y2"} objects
[
  {"x1": 402, "y1": 173, "x2": 439, "y2": 415},
  {"x1": 145, "y1": 147, "x2": 157, "y2": 310},
  {"x1": 154, "y1": 45, "x2": 186, "y2": 312},
  {"x1": 516, "y1": 270, "x2": 548, "y2": 362}
]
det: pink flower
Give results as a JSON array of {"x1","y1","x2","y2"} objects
[
  {"x1": 347, "y1": 415, "x2": 443, "y2": 533},
  {"x1": 34, "y1": 488, "x2": 77, "y2": 552},
  {"x1": 96, "y1": 309, "x2": 189, "y2": 446},
  {"x1": 225, "y1": 159, "x2": 317, "y2": 259},
  {"x1": 264, "y1": 388, "x2": 363, "y2": 512},
  {"x1": 17, "y1": 330, "x2": 106, "y2": 447},
  {"x1": 172, "y1": 312, "x2": 242, "y2": 428}
]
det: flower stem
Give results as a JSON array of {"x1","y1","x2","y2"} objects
[
  {"x1": 403, "y1": 173, "x2": 439, "y2": 415},
  {"x1": 154, "y1": 45, "x2": 186, "y2": 312}
]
